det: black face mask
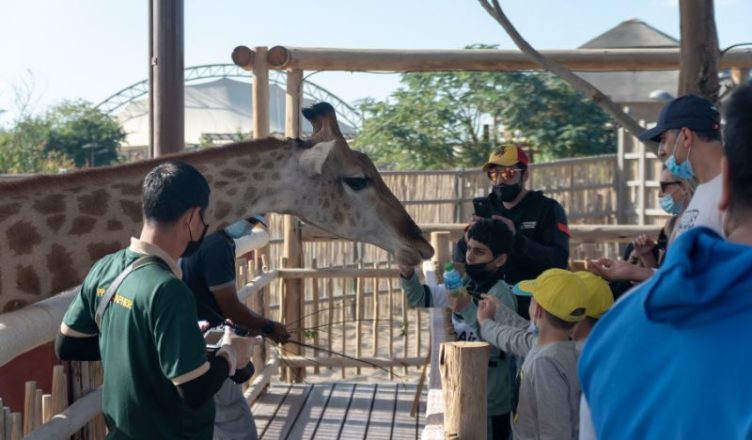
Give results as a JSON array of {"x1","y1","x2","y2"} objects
[
  {"x1": 182, "y1": 214, "x2": 209, "y2": 258},
  {"x1": 464, "y1": 262, "x2": 498, "y2": 285},
  {"x1": 493, "y1": 184, "x2": 522, "y2": 203}
]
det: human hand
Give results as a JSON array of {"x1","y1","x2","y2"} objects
[
  {"x1": 447, "y1": 291, "x2": 471, "y2": 313},
  {"x1": 265, "y1": 321, "x2": 291, "y2": 344},
  {"x1": 587, "y1": 258, "x2": 637, "y2": 282},
  {"x1": 632, "y1": 234, "x2": 656, "y2": 256},
  {"x1": 476, "y1": 294, "x2": 498, "y2": 324},
  {"x1": 491, "y1": 215, "x2": 516, "y2": 235},
  {"x1": 197, "y1": 320, "x2": 211, "y2": 332},
  {"x1": 217, "y1": 327, "x2": 256, "y2": 372}
]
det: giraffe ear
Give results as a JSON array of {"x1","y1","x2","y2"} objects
[{"x1": 299, "y1": 140, "x2": 336, "y2": 175}]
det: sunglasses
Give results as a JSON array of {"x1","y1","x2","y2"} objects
[
  {"x1": 487, "y1": 168, "x2": 522, "y2": 181},
  {"x1": 659, "y1": 181, "x2": 681, "y2": 192}
]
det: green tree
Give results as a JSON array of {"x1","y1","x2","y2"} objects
[
  {"x1": 354, "y1": 50, "x2": 615, "y2": 169},
  {"x1": 0, "y1": 117, "x2": 73, "y2": 174},
  {"x1": 45, "y1": 101, "x2": 125, "y2": 167}
]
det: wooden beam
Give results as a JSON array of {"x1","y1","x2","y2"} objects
[
  {"x1": 252, "y1": 46, "x2": 270, "y2": 139},
  {"x1": 279, "y1": 355, "x2": 424, "y2": 368},
  {"x1": 254, "y1": 46, "x2": 752, "y2": 72}
]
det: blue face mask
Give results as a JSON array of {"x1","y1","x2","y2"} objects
[
  {"x1": 660, "y1": 194, "x2": 684, "y2": 215},
  {"x1": 665, "y1": 135, "x2": 695, "y2": 180}
]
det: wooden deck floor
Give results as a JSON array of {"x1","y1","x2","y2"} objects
[{"x1": 253, "y1": 382, "x2": 426, "y2": 440}]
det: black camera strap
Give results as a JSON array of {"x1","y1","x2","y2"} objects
[{"x1": 95, "y1": 255, "x2": 166, "y2": 328}]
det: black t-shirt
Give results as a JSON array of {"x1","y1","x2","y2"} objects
[
  {"x1": 180, "y1": 232, "x2": 236, "y2": 326},
  {"x1": 454, "y1": 190, "x2": 570, "y2": 318}
]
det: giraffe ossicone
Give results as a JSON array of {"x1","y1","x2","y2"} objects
[{"x1": 0, "y1": 102, "x2": 434, "y2": 313}]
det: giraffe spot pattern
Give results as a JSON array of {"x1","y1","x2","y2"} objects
[
  {"x1": 0, "y1": 202, "x2": 21, "y2": 223},
  {"x1": 227, "y1": 188, "x2": 238, "y2": 196},
  {"x1": 271, "y1": 172, "x2": 280, "y2": 180},
  {"x1": 16, "y1": 264, "x2": 41, "y2": 295},
  {"x1": 46, "y1": 214, "x2": 66, "y2": 233},
  {"x1": 243, "y1": 187, "x2": 257, "y2": 202},
  {"x1": 7, "y1": 221, "x2": 42, "y2": 255},
  {"x1": 69, "y1": 216, "x2": 97, "y2": 236},
  {"x1": 112, "y1": 183, "x2": 142, "y2": 196},
  {"x1": 220, "y1": 169, "x2": 245, "y2": 179},
  {"x1": 119, "y1": 200, "x2": 143, "y2": 223},
  {"x1": 33, "y1": 194, "x2": 65, "y2": 215},
  {"x1": 252, "y1": 172, "x2": 265, "y2": 181},
  {"x1": 214, "y1": 200, "x2": 232, "y2": 220},
  {"x1": 237, "y1": 159, "x2": 258, "y2": 168},
  {"x1": 48, "y1": 244, "x2": 77, "y2": 294},
  {"x1": 215, "y1": 180, "x2": 231, "y2": 189},
  {"x1": 107, "y1": 219, "x2": 123, "y2": 231},
  {"x1": 87, "y1": 242, "x2": 122, "y2": 261},
  {"x1": 78, "y1": 189, "x2": 109, "y2": 216}
]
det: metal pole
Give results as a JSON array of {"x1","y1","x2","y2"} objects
[{"x1": 150, "y1": 0, "x2": 184, "y2": 156}]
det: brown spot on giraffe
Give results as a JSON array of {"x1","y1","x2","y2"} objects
[
  {"x1": 107, "y1": 219, "x2": 123, "y2": 231},
  {"x1": 33, "y1": 194, "x2": 65, "y2": 215},
  {"x1": 112, "y1": 183, "x2": 142, "y2": 196},
  {"x1": 0, "y1": 202, "x2": 21, "y2": 223},
  {"x1": 220, "y1": 168, "x2": 245, "y2": 179},
  {"x1": 243, "y1": 187, "x2": 257, "y2": 202},
  {"x1": 47, "y1": 214, "x2": 66, "y2": 233},
  {"x1": 3, "y1": 299, "x2": 28, "y2": 313},
  {"x1": 120, "y1": 200, "x2": 143, "y2": 223},
  {"x1": 16, "y1": 264, "x2": 40, "y2": 295},
  {"x1": 215, "y1": 180, "x2": 231, "y2": 189},
  {"x1": 78, "y1": 189, "x2": 109, "y2": 216},
  {"x1": 69, "y1": 216, "x2": 97, "y2": 236},
  {"x1": 322, "y1": 199, "x2": 330, "y2": 209},
  {"x1": 214, "y1": 200, "x2": 232, "y2": 220},
  {"x1": 227, "y1": 188, "x2": 238, "y2": 196},
  {"x1": 87, "y1": 242, "x2": 122, "y2": 260},
  {"x1": 237, "y1": 158, "x2": 258, "y2": 169},
  {"x1": 252, "y1": 172, "x2": 265, "y2": 181},
  {"x1": 261, "y1": 162, "x2": 274, "y2": 170},
  {"x1": 7, "y1": 221, "x2": 42, "y2": 255},
  {"x1": 48, "y1": 244, "x2": 77, "y2": 294}
]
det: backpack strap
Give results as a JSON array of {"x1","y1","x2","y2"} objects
[{"x1": 95, "y1": 255, "x2": 166, "y2": 328}]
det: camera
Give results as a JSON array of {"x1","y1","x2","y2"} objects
[{"x1": 204, "y1": 323, "x2": 252, "y2": 352}]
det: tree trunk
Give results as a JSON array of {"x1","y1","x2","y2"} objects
[{"x1": 678, "y1": 0, "x2": 720, "y2": 103}]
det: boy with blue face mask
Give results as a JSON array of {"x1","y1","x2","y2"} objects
[{"x1": 638, "y1": 94, "x2": 724, "y2": 243}]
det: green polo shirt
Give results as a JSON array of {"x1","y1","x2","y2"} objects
[{"x1": 63, "y1": 248, "x2": 214, "y2": 439}]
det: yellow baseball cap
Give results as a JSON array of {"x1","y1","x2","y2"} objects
[
  {"x1": 574, "y1": 271, "x2": 614, "y2": 319},
  {"x1": 513, "y1": 269, "x2": 589, "y2": 322},
  {"x1": 482, "y1": 144, "x2": 530, "y2": 172}
]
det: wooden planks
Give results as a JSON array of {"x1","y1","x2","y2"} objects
[{"x1": 253, "y1": 382, "x2": 424, "y2": 440}]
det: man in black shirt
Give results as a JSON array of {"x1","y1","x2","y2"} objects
[{"x1": 453, "y1": 145, "x2": 570, "y2": 318}]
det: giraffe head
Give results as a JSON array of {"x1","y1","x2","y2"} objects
[{"x1": 286, "y1": 102, "x2": 434, "y2": 265}]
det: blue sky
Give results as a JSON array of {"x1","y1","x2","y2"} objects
[{"x1": 0, "y1": 0, "x2": 748, "y2": 124}]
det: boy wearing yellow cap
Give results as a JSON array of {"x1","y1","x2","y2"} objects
[
  {"x1": 570, "y1": 271, "x2": 613, "y2": 352},
  {"x1": 477, "y1": 268, "x2": 589, "y2": 440}
]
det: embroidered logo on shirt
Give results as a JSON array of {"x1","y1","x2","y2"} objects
[{"x1": 521, "y1": 221, "x2": 537, "y2": 230}]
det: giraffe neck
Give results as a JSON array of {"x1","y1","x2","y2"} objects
[{"x1": 0, "y1": 137, "x2": 299, "y2": 312}]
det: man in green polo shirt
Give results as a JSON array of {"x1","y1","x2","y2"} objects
[{"x1": 56, "y1": 161, "x2": 255, "y2": 439}]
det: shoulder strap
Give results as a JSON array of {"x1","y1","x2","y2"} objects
[{"x1": 95, "y1": 255, "x2": 166, "y2": 328}]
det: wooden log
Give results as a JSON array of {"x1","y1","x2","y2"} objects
[
  {"x1": 402, "y1": 288, "x2": 409, "y2": 375},
  {"x1": 355, "y1": 263, "x2": 363, "y2": 375},
  {"x1": 252, "y1": 46, "x2": 269, "y2": 139},
  {"x1": 23, "y1": 389, "x2": 101, "y2": 440},
  {"x1": 372, "y1": 262, "x2": 380, "y2": 358},
  {"x1": 231, "y1": 46, "x2": 254, "y2": 69},
  {"x1": 265, "y1": 46, "x2": 752, "y2": 72},
  {"x1": 387, "y1": 256, "x2": 395, "y2": 380},
  {"x1": 311, "y1": 258, "x2": 320, "y2": 375},
  {"x1": 0, "y1": 402, "x2": 5, "y2": 440},
  {"x1": 23, "y1": 381, "x2": 35, "y2": 435},
  {"x1": 3, "y1": 407, "x2": 10, "y2": 440},
  {"x1": 340, "y1": 292, "x2": 346, "y2": 379},
  {"x1": 440, "y1": 341, "x2": 491, "y2": 440}
]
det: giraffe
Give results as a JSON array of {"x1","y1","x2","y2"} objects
[{"x1": 0, "y1": 102, "x2": 434, "y2": 313}]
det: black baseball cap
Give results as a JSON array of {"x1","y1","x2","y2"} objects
[{"x1": 638, "y1": 95, "x2": 721, "y2": 142}]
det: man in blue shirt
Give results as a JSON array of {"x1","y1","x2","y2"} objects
[{"x1": 579, "y1": 84, "x2": 752, "y2": 439}]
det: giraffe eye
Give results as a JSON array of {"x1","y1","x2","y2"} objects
[{"x1": 342, "y1": 176, "x2": 370, "y2": 191}]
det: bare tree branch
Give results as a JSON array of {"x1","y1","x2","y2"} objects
[{"x1": 478, "y1": 0, "x2": 655, "y2": 151}]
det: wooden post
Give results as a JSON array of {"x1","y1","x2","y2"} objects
[
  {"x1": 252, "y1": 46, "x2": 270, "y2": 138},
  {"x1": 23, "y1": 381, "x2": 35, "y2": 435},
  {"x1": 312, "y1": 258, "x2": 320, "y2": 375},
  {"x1": 402, "y1": 288, "x2": 409, "y2": 375},
  {"x1": 0, "y1": 400, "x2": 5, "y2": 440},
  {"x1": 355, "y1": 263, "x2": 364, "y2": 375},
  {"x1": 150, "y1": 0, "x2": 185, "y2": 157},
  {"x1": 51, "y1": 365, "x2": 67, "y2": 415},
  {"x1": 372, "y1": 262, "x2": 380, "y2": 359},
  {"x1": 33, "y1": 389, "x2": 42, "y2": 430},
  {"x1": 41, "y1": 394, "x2": 52, "y2": 424},
  {"x1": 637, "y1": 127, "x2": 646, "y2": 226},
  {"x1": 282, "y1": 67, "x2": 304, "y2": 382},
  {"x1": 327, "y1": 277, "x2": 334, "y2": 362},
  {"x1": 616, "y1": 127, "x2": 627, "y2": 224},
  {"x1": 10, "y1": 413, "x2": 20, "y2": 440},
  {"x1": 440, "y1": 341, "x2": 491, "y2": 440},
  {"x1": 3, "y1": 407, "x2": 10, "y2": 440},
  {"x1": 387, "y1": 256, "x2": 395, "y2": 379},
  {"x1": 340, "y1": 287, "x2": 347, "y2": 379}
]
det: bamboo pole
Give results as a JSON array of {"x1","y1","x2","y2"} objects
[
  {"x1": 387, "y1": 255, "x2": 395, "y2": 380},
  {"x1": 33, "y1": 389, "x2": 42, "y2": 430},
  {"x1": 41, "y1": 395, "x2": 52, "y2": 424},
  {"x1": 340, "y1": 286, "x2": 347, "y2": 379},
  {"x1": 51, "y1": 365, "x2": 67, "y2": 415},
  {"x1": 403, "y1": 287, "x2": 409, "y2": 376},
  {"x1": 4, "y1": 407, "x2": 11, "y2": 440},
  {"x1": 251, "y1": 259, "x2": 267, "y2": 381},
  {"x1": 259, "y1": 46, "x2": 752, "y2": 72},
  {"x1": 280, "y1": 355, "x2": 424, "y2": 368},
  {"x1": 440, "y1": 341, "x2": 491, "y2": 440},
  {"x1": 311, "y1": 258, "x2": 320, "y2": 375}
]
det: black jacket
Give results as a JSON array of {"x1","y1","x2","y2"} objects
[{"x1": 454, "y1": 190, "x2": 570, "y2": 285}]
